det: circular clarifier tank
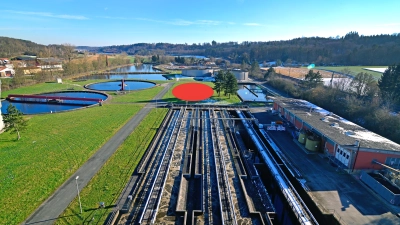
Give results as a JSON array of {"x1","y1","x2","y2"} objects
[
  {"x1": 85, "y1": 80, "x2": 155, "y2": 91},
  {"x1": 2, "y1": 91, "x2": 108, "y2": 115}
]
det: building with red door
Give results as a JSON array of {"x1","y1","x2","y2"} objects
[{"x1": 271, "y1": 96, "x2": 400, "y2": 173}]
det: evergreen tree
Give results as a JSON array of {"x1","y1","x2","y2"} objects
[
  {"x1": 224, "y1": 72, "x2": 239, "y2": 98},
  {"x1": 213, "y1": 70, "x2": 225, "y2": 96},
  {"x1": 378, "y1": 64, "x2": 400, "y2": 103},
  {"x1": 264, "y1": 66, "x2": 276, "y2": 79},
  {"x1": 3, "y1": 104, "x2": 27, "y2": 140},
  {"x1": 250, "y1": 60, "x2": 261, "y2": 78},
  {"x1": 304, "y1": 70, "x2": 323, "y2": 88}
]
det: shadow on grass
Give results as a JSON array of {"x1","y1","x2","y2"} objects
[
  {"x1": 84, "y1": 204, "x2": 116, "y2": 212},
  {"x1": 25, "y1": 214, "x2": 75, "y2": 224},
  {"x1": 0, "y1": 137, "x2": 18, "y2": 142}
]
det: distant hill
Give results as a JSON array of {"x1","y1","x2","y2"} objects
[
  {"x1": 0, "y1": 37, "x2": 47, "y2": 57},
  {"x1": 4, "y1": 31, "x2": 400, "y2": 66},
  {"x1": 78, "y1": 32, "x2": 400, "y2": 66},
  {"x1": 0, "y1": 37, "x2": 69, "y2": 59}
]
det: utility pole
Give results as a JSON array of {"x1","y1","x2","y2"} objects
[
  {"x1": 75, "y1": 176, "x2": 83, "y2": 213},
  {"x1": 352, "y1": 141, "x2": 361, "y2": 173}
]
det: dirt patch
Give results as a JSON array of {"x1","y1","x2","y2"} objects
[{"x1": 262, "y1": 67, "x2": 335, "y2": 79}]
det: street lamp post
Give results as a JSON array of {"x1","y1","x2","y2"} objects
[{"x1": 75, "y1": 176, "x2": 83, "y2": 213}]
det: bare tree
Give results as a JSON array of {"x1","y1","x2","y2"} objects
[
  {"x1": 62, "y1": 43, "x2": 75, "y2": 62},
  {"x1": 350, "y1": 72, "x2": 377, "y2": 98}
]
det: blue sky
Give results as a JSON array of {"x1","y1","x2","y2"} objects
[{"x1": 1, "y1": 0, "x2": 399, "y2": 46}]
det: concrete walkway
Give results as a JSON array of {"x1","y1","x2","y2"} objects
[{"x1": 24, "y1": 83, "x2": 174, "y2": 225}]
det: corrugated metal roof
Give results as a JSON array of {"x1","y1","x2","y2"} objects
[{"x1": 274, "y1": 97, "x2": 400, "y2": 152}]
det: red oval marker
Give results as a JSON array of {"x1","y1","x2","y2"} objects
[{"x1": 172, "y1": 83, "x2": 214, "y2": 101}]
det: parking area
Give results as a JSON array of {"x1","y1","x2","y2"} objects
[{"x1": 250, "y1": 107, "x2": 400, "y2": 225}]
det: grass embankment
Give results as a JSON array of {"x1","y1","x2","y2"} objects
[
  {"x1": 162, "y1": 81, "x2": 242, "y2": 104},
  {"x1": 0, "y1": 79, "x2": 166, "y2": 224},
  {"x1": 0, "y1": 104, "x2": 142, "y2": 224},
  {"x1": 55, "y1": 108, "x2": 168, "y2": 224},
  {"x1": 1, "y1": 81, "x2": 87, "y2": 97},
  {"x1": 110, "y1": 86, "x2": 164, "y2": 103},
  {"x1": 316, "y1": 66, "x2": 387, "y2": 79},
  {"x1": 1, "y1": 79, "x2": 167, "y2": 103}
]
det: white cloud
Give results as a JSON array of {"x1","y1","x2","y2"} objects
[
  {"x1": 2, "y1": 10, "x2": 88, "y2": 20},
  {"x1": 196, "y1": 20, "x2": 221, "y2": 26},
  {"x1": 98, "y1": 16, "x2": 254, "y2": 27},
  {"x1": 243, "y1": 23, "x2": 262, "y2": 26},
  {"x1": 98, "y1": 16, "x2": 130, "y2": 20}
]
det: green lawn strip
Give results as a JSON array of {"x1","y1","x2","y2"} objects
[
  {"x1": 0, "y1": 104, "x2": 142, "y2": 224},
  {"x1": 315, "y1": 66, "x2": 387, "y2": 79},
  {"x1": 110, "y1": 86, "x2": 164, "y2": 103},
  {"x1": 127, "y1": 56, "x2": 135, "y2": 63},
  {"x1": 1, "y1": 82, "x2": 86, "y2": 97},
  {"x1": 55, "y1": 108, "x2": 168, "y2": 225},
  {"x1": 162, "y1": 80, "x2": 242, "y2": 104},
  {"x1": 1, "y1": 79, "x2": 168, "y2": 100},
  {"x1": 1, "y1": 79, "x2": 115, "y2": 97},
  {"x1": 67, "y1": 79, "x2": 110, "y2": 87}
]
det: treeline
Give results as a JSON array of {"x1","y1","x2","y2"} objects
[
  {"x1": 62, "y1": 55, "x2": 130, "y2": 77},
  {"x1": 264, "y1": 64, "x2": 400, "y2": 144},
  {"x1": 77, "y1": 32, "x2": 400, "y2": 66},
  {"x1": 0, "y1": 37, "x2": 77, "y2": 59},
  {"x1": 0, "y1": 37, "x2": 46, "y2": 57},
  {"x1": 4, "y1": 32, "x2": 400, "y2": 66}
]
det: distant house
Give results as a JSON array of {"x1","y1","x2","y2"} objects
[
  {"x1": 0, "y1": 58, "x2": 10, "y2": 65},
  {"x1": 264, "y1": 61, "x2": 277, "y2": 67},
  {"x1": 12, "y1": 55, "x2": 38, "y2": 68},
  {"x1": 0, "y1": 66, "x2": 15, "y2": 77},
  {"x1": 205, "y1": 61, "x2": 216, "y2": 66},
  {"x1": 37, "y1": 58, "x2": 63, "y2": 71}
]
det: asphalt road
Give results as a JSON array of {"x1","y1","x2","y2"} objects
[{"x1": 24, "y1": 83, "x2": 174, "y2": 225}]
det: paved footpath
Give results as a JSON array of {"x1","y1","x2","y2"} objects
[{"x1": 24, "y1": 83, "x2": 174, "y2": 225}]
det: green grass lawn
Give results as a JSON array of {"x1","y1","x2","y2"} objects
[
  {"x1": 315, "y1": 66, "x2": 387, "y2": 79},
  {"x1": 1, "y1": 81, "x2": 87, "y2": 97},
  {"x1": 110, "y1": 86, "x2": 164, "y2": 103},
  {"x1": 162, "y1": 81, "x2": 242, "y2": 104},
  {"x1": 0, "y1": 104, "x2": 143, "y2": 224},
  {"x1": 55, "y1": 108, "x2": 168, "y2": 225},
  {"x1": 1, "y1": 79, "x2": 170, "y2": 98}
]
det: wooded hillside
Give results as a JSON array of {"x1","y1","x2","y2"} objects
[
  {"x1": 3, "y1": 31, "x2": 400, "y2": 65},
  {"x1": 80, "y1": 32, "x2": 400, "y2": 66}
]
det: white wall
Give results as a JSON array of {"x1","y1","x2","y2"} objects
[
  {"x1": 232, "y1": 70, "x2": 248, "y2": 81},
  {"x1": 182, "y1": 69, "x2": 213, "y2": 77}
]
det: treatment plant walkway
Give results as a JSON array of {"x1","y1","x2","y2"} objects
[{"x1": 24, "y1": 82, "x2": 174, "y2": 225}]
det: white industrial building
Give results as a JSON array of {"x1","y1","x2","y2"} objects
[
  {"x1": 231, "y1": 69, "x2": 248, "y2": 81},
  {"x1": 181, "y1": 68, "x2": 213, "y2": 77}
]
